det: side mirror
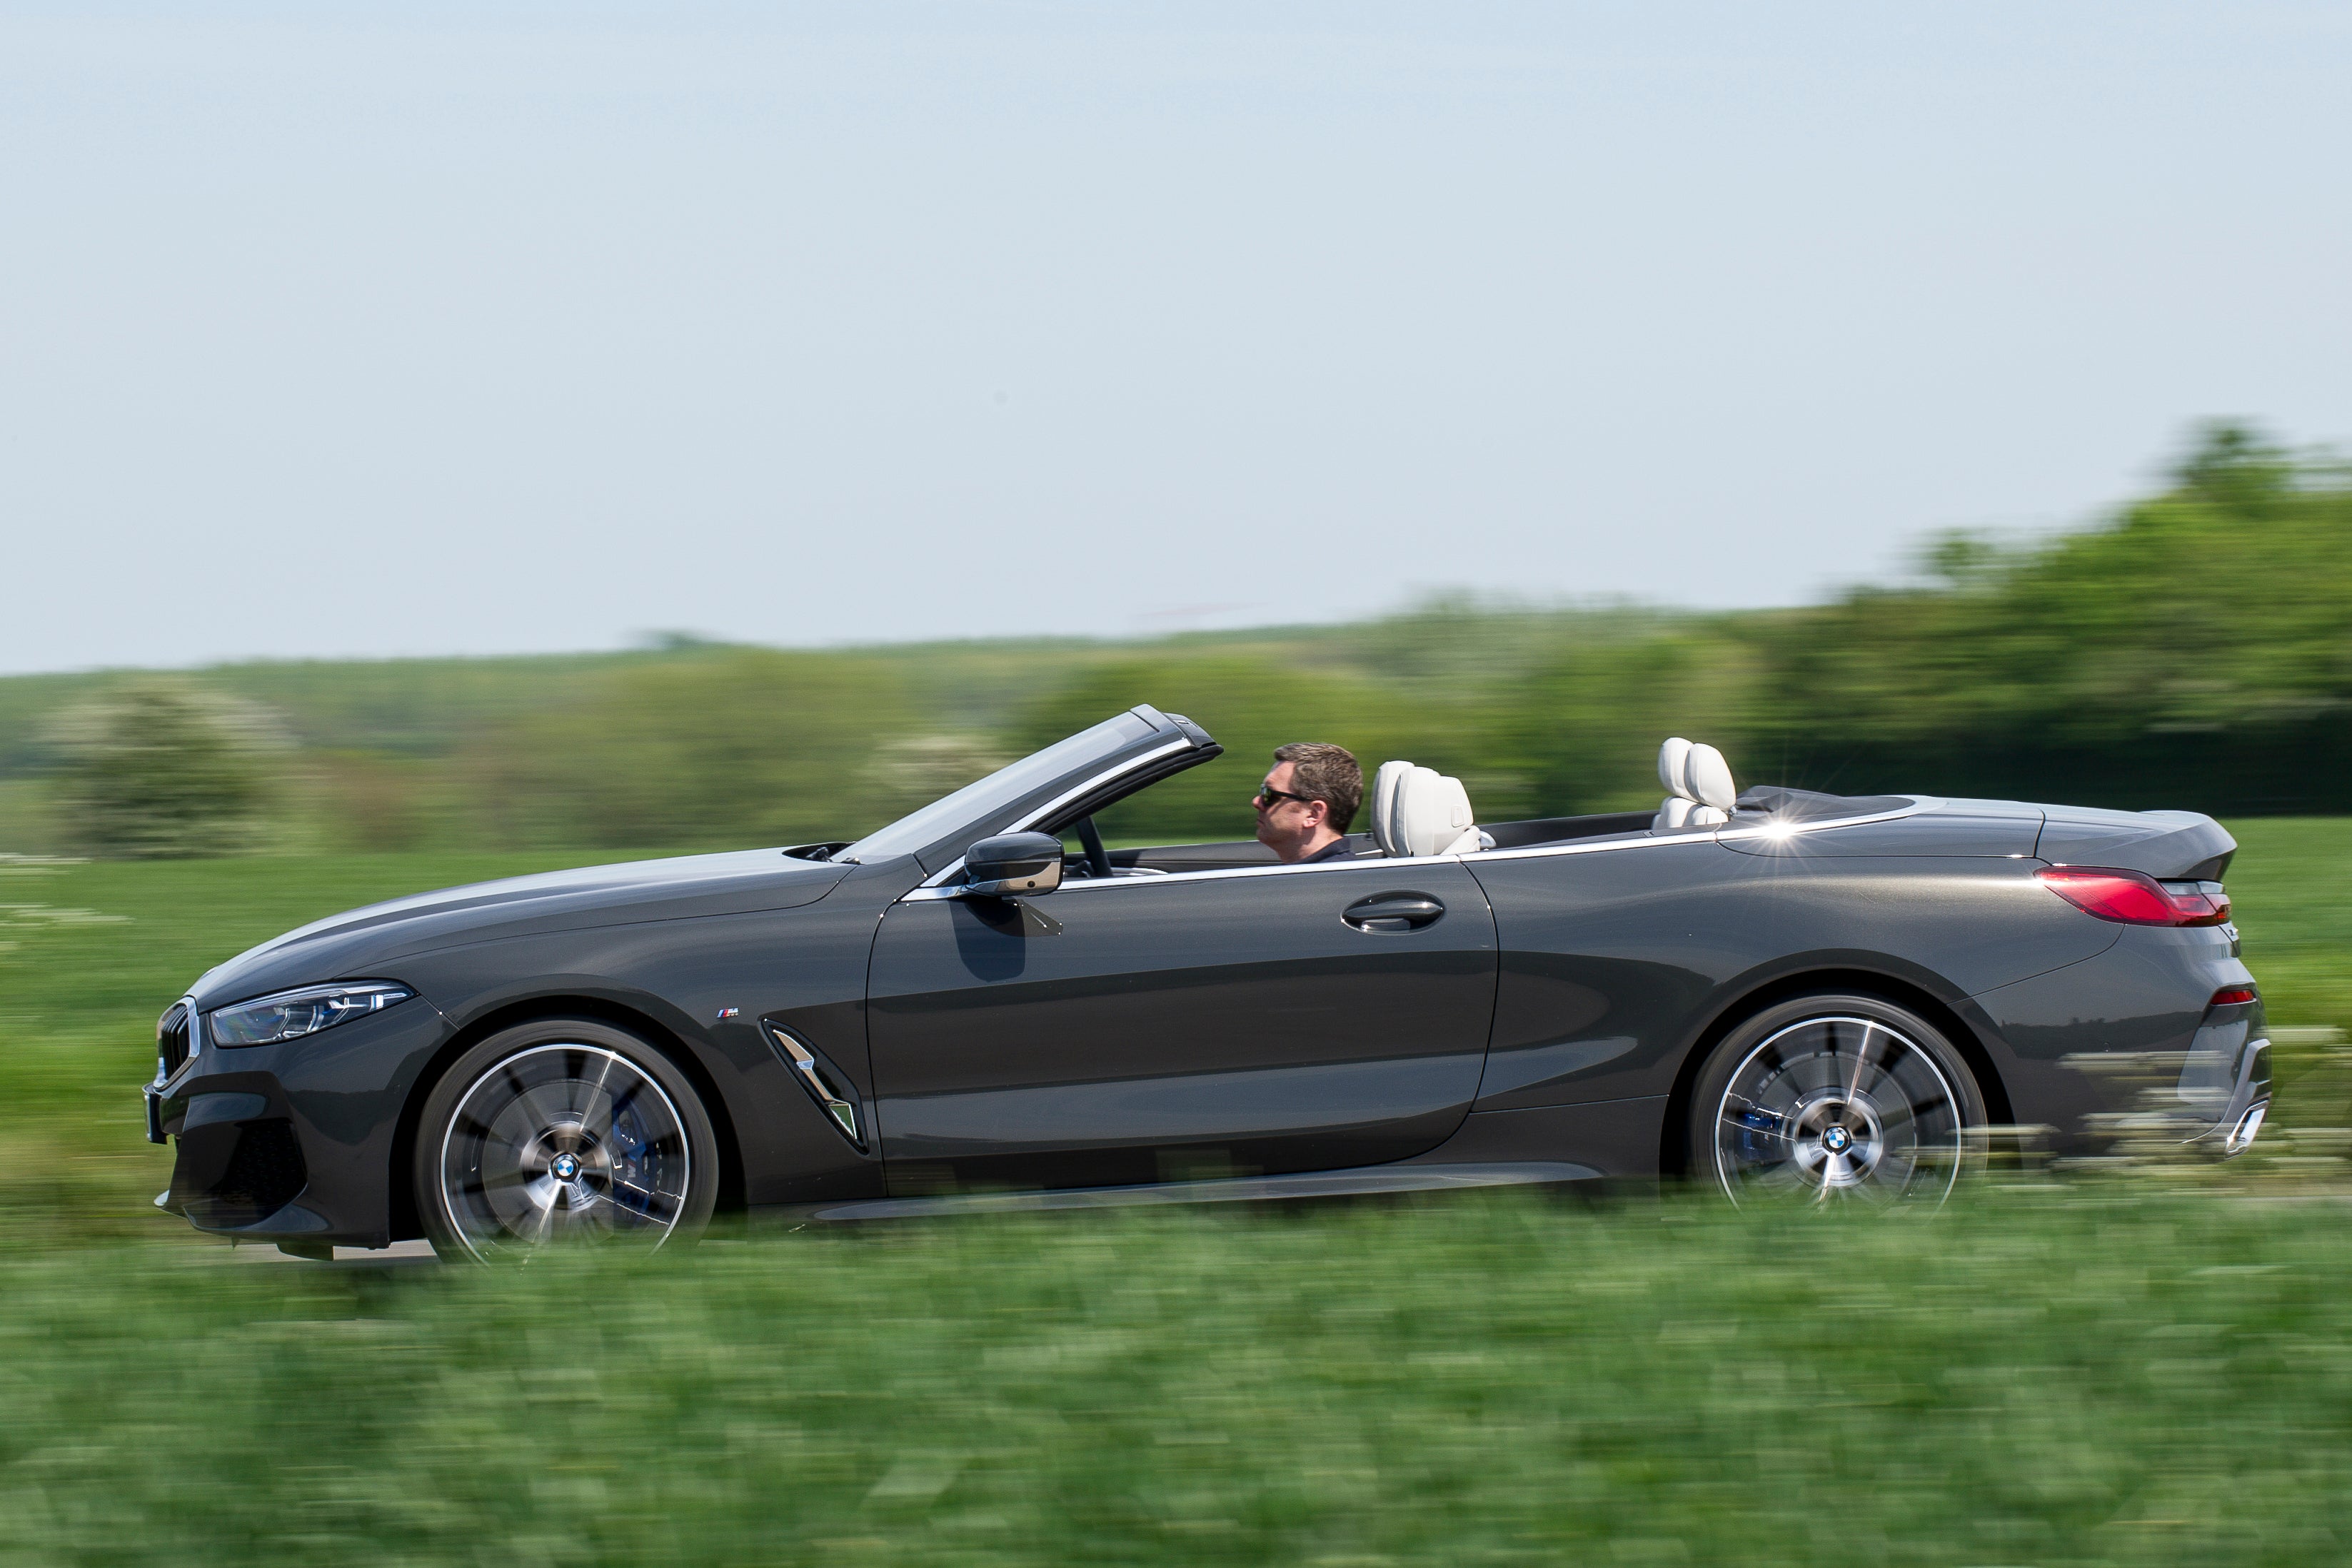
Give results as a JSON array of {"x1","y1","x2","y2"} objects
[{"x1": 959, "y1": 832, "x2": 1065, "y2": 898}]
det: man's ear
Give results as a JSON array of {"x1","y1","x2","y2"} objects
[{"x1": 1300, "y1": 798, "x2": 1330, "y2": 830}]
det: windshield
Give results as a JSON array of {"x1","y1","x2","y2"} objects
[{"x1": 838, "y1": 711, "x2": 1158, "y2": 863}]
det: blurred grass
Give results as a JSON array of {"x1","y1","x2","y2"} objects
[
  {"x1": 2226, "y1": 819, "x2": 2352, "y2": 1029},
  {"x1": 1, "y1": 819, "x2": 2346, "y2": 1239},
  {"x1": 0, "y1": 849, "x2": 596, "y2": 1239},
  {"x1": 1, "y1": 1191, "x2": 2350, "y2": 1564},
  {"x1": 2218, "y1": 819, "x2": 2352, "y2": 1145}
]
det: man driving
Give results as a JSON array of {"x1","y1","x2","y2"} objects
[{"x1": 1253, "y1": 742, "x2": 1363, "y2": 864}]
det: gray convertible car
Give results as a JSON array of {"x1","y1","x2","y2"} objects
[{"x1": 143, "y1": 705, "x2": 2267, "y2": 1260}]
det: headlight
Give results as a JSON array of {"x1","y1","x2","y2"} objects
[{"x1": 208, "y1": 982, "x2": 414, "y2": 1047}]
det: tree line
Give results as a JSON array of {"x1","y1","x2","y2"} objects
[{"x1": 12, "y1": 425, "x2": 2347, "y2": 858}]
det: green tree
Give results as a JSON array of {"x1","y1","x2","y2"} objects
[
  {"x1": 1733, "y1": 424, "x2": 2352, "y2": 809},
  {"x1": 468, "y1": 649, "x2": 918, "y2": 850},
  {"x1": 45, "y1": 679, "x2": 289, "y2": 858}
]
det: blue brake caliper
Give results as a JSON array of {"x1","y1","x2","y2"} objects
[{"x1": 609, "y1": 1112, "x2": 652, "y2": 1216}]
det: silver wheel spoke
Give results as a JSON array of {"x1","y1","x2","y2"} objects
[
  {"x1": 438, "y1": 1042, "x2": 692, "y2": 1260},
  {"x1": 1712, "y1": 1015, "x2": 1968, "y2": 1210}
]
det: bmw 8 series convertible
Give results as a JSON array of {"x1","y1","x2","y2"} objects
[{"x1": 141, "y1": 705, "x2": 2268, "y2": 1260}]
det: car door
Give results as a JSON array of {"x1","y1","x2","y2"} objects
[{"x1": 865, "y1": 858, "x2": 1498, "y2": 1193}]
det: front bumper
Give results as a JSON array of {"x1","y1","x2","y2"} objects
[{"x1": 144, "y1": 996, "x2": 454, "y2": 1247}]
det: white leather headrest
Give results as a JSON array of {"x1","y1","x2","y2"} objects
[
  {"x1": 1377, "y1": 764, "x2": 1481, "y2": 857},
  {"x1": 1657, "y1": 735, "x2": 1737, "y2": 810},
  {"x1": 1434, "y1": 773, "x2": 1477, "y2": 853},
  {"x1": 1658, "y1": 738, "x2": 1692, "y2": 795},
  {"x1": 1682, "y1": 743, "x2": 1736, "y2": 810},
  {"x1": 1370, "y1": 760, "x2": 1414, "y2": 857}
]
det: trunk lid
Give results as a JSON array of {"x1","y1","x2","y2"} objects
[{"x1": 2035, "y1": 807, "x2": 2236, "y2": 880}]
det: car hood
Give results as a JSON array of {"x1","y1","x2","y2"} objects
[{"x1": 191, "y1": 850, "x2": 854, "y2": 1007}]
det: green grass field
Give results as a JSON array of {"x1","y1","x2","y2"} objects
[
  {"x1": 4, "y1": 1192, "x2": 2350, "y2": 1565},
  {"x1": 0, "y1": 825, "x2": 2346, "y2": 1564}
]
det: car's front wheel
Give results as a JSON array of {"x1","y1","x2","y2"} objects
[
  {"x1": 415, "y1": 1018, "x2": 720, "y2": 1262},
  {"x1": 1689, "y1": 993, "x2": 1986, "y2": 1208}
]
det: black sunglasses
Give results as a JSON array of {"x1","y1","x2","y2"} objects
[{"x1": 1255, "y1": 782, "x2": 1312, "y2": 809}]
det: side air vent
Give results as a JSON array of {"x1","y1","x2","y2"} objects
[{"x1": 765, "y1": 1025, "x2": 868, "y2": 1151}]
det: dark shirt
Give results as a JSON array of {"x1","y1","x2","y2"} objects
[{"x1": 1300, "y1": 836, "x2": 1357, "y2": 864}]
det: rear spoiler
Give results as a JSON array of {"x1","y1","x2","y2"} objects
[{"x1": 2036, "y1": 810, "x2": 2236, "y2": 882}]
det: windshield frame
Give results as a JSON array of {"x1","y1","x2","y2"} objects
[{"x1": 837, "y1": 707, "x2": 1205, "y2": 872}]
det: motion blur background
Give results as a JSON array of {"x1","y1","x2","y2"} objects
[
  {"x1": 4, "y1": 5, "x2": 2352, "y2": 1563},
  {"x1": 4, "y1": 424, "x2": 2348, "y2": 854}
]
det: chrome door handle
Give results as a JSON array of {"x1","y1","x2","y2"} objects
[{"x1": 1343, "y1": 894, "x2": 1445, "y2": 933}]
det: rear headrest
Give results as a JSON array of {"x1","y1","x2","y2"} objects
[
  {"x1": 1657, "y1": 737, "x2": 1692, "y2": 796},
  {"x1": 1372, "y1": 761, "x2": 1482, "y2": 858},
  {"x1": 1684, "y1": 744, "x2": 1736, "y2": 810},
  {"x1": 1654, "y1": 736, "x2": 1736, "y2": 833},
  {"x1": 1655, "y1": 736, "x2": 1737, "y2": 810}
]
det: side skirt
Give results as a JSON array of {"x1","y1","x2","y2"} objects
[
  {"x1": 1397, "y1": 1095, "x2": 1669, "y2": 1180},
  {"x1": 790, "y1": 1160, "x2": 1600, "y2": 1225}
]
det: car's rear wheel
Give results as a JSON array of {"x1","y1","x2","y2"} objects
[
  {"x1": 415, "y1": 1018, "x2": 719, "y2": 1262},
  {"x1": 1689, "y1": 993, "x2": 1986, "y2": 1208}
]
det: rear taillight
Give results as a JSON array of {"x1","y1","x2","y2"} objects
[
  {"x1": 2208, "y1": 986, "x2": 2257, "y2": 1008},
  {"x1": 2036, "y1": 866, "x2": 2231, "y2": 927}
]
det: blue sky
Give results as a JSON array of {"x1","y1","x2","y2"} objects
[{"x1": 4, "y1": 1, "x2": 2347, "y2": 670}]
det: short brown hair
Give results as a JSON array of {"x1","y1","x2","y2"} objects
[{"x1": 1272, "y1": 742, "x2": 1362, "y2": 833}]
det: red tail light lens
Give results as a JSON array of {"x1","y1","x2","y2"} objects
[
  {"x1": 2036, "y1": 867, "x2": 2231, "y2": 927},
  {"x1": 2209, "y1": 986, "x2": 2257, "y2": 1007}
]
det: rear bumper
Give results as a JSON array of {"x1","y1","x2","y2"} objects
[
  {"x1": 143, "y1": 998, "x2": 454, "y2": 1248},
  {"x1": 1961, "y1": 922, "x2": 2267, "y2": 1157},
  {"x1": 2183, "y1": 1030, "x2": 2271, "y2": 1157}
]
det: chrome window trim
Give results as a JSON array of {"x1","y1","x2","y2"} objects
[
  {"x1": 1480, "y1": 795, "x2": 1940, "y2": 862},
  {"x1": 900, "y1": 849, "x2": 1469, "y2": 902},
  {"x1": 898, "y1": 795, "x2": 1940, "y2": 903}
]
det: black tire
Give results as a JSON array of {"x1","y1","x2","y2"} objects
[
  {"x1": 413, "y1": 1017, "x2": 720, "y2": 1262},
  {"x1": 1687, "y1": 992, "x2": 1986, "y2": 1208}
]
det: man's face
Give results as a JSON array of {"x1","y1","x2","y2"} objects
[{"x1": 1253, "y1": 760, "x2": 1326, "y2": 854}]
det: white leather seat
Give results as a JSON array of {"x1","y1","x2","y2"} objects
[
  {"x1": 1657, "y1": 737, "x2": 1691, "y2": 800},
  {"x1": 1683, "y1": 743, "x2": 1736, "y2": 811},
  {"x1": 1371, "y1": 759, "x2": 1412, "y2": 852},
  {"x1": 1654, "y1": 737, "x2": 1737, "y2": 830},
  {"x1": 1372, "y1": 761, "x2": 1483, "y2": 858}
]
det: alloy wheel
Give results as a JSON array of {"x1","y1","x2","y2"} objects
[
  {"x1": 1709, "y1": 1013, "x2": 1971, "y2": 1207},
  {"x1": 435, "y1": 1042, "x2": 695, "y2": 1259}
]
